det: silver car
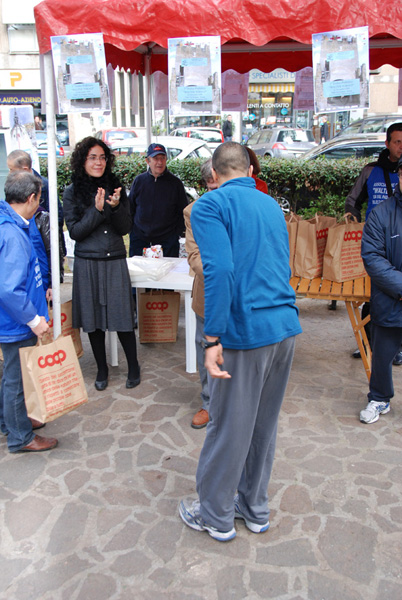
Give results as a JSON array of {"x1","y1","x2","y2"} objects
[
  {"x1": 246, "y1": 127, "x2": 317, "y2": 159},
  {"x1": 301, "y1": 134, "x2": 385, "y2": 161}
]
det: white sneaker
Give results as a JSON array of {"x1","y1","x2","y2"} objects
[
  {"x1": 360, "y1": 401, "x2": 390, "y2": 424},
  {"x1": 179, "y1": 498, "x2": 236, "y2": 542},
  {"x1": 234, "y1": 495, "x2": 270, "y2": 533}
]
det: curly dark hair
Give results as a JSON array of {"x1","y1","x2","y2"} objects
[
  {"x1": 70, "y1": 136, "x2": 120, "y2": 205},
  {"x1": 70, "y1": 136, "x2": 115, "y2": 184}
]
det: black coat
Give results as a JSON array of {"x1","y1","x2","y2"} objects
[{"x1": 63, "y1": 183, "x2": 132, "y2": 260}]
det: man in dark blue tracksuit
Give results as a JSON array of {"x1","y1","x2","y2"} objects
[
  {"x1": 345, "y1": 122, "x2": 402, "y2": 363},
  {"x1": 360, "y1": 156, "x2": 402, "y2": 424}
]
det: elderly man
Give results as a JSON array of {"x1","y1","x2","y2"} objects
[
  {"x1": 183, "y1": 159, "x2": 217, "y2": 429},
  {"x1": 360, "y1": 156, "x2": 402, "y2": 424},
  {"x1": 179, "y1": 142, "x2": 301, "y2": 541},
  {"x1": 128, "y1": 143, "x2": 188, "y2": 257},
  {"x1": 0, "y1": 171, "x2": 58, "y2": 453}
]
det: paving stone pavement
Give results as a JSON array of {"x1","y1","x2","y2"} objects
[{"x1": 0, "y1": 280, "x2": 401, "y2": 600}]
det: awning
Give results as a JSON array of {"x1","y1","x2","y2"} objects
[
  {"x1": 34, "y1": 0, "x2": 402, "y2": 72},
  {"x1": 249, "y1": 83, "x2": 295, "y2": 93}
]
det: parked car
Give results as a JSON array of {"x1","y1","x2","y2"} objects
[
  {"x1": 56, "y1": 121, "x2": 70, "y2": 146},
  {"x1": 301, "y1": 134, "x2": 386, "y2": 161},
  {"x1": 334, "y1": 114, "x2": 402, "y2": 138},
  {"x1": 94, "y1": 128, "x2": 139, "y2": 146},
  {"x1": 35, "y1": 131, "x2": 65, "y2": 157},
  {"x1": 246, "y1": 127, "x2": 317, "y2": 158},
  {"x1": 170, "y1": 127, "x2": 224, "y2": 150},
  {"x1": 110, "y1": 136, "x2": 213, "y2": 160}
]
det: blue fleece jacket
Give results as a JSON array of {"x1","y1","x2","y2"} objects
[
  {"x1": 191, "y1": 177, "x2": 302, "y2": 349},
  {"x1": 0, "y1": 200, "x2": 48, "y2": 342}
]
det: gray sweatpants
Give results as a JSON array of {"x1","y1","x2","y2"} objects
[{"x1": 196, "y1": 336, "x2": 296, "y2": 532}]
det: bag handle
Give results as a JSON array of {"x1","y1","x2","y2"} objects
[{"x1": 343, "y1": 212, "x2": 358, "y2": 224}]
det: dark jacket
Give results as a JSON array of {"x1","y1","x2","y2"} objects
[
  {"x1": 128, "y1": 168, "x2": 187, "y2": 241},
  {"x1": 344, "y1": 149, "x2": 399, "y2": 222},
  {"x1": 63, "y1": 183, "x2": 131, "y2": 260},
  {"x1": 361, "y1": 185, "x2": 402, "y2": 327},
  {"x1": 222, "y1": 119, "x2": 233, "y2": 138}
]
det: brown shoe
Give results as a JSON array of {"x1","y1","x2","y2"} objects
[
  {"x1": 191, "y1": 408, "x2": 209, "y2": 429},
  {"x1": 18, "y1": 434, "x2": 58, "y2": 453},
  {"x1": 29, "y1": 418, "x2": 46, "y2": 431}
]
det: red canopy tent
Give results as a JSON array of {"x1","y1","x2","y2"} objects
[
  {"x1": 33, "y1": 0, "x2": 402, "y2": 336},
  {"x1": 35, "y1": 0, "x2": 402, "y2": 72}
]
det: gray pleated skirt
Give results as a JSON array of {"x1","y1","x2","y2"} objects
[{"x1": 72, "y1": 257, "x2": 135, "y2": 332}]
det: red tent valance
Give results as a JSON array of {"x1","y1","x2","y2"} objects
[{"x1": 34, "y1": 0, "x2": 402, "y2": 72}]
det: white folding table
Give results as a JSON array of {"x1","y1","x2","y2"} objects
[{"x1": 108, "y1": 257, "x2": 197, "y2": 373}]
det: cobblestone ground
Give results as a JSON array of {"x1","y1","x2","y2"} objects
[{"x1": 0, "y1": 281, "x2": 401, "y2": 600}]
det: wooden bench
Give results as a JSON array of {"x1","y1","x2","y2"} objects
[{"x1": 290, "y1": 276, "x2": 371, "y2": 381}]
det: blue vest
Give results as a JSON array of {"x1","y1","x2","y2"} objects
[{"x1": 366, "y1": 165, "x2": 399, "y2": 219}]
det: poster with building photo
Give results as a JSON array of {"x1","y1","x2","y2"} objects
[
  {"x1": 51, "y1": 33, "x2": 111, "y2": 114},
  {"x1": 168, "y1": 36, "x2": 221, "y2": 117},
  {"x1": 312, "y1": 26, "x2": 369, "y2": 113}
]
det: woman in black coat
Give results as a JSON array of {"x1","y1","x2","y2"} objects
[{"x1": 63, "y1": 137, "x2": 140, "y2": 390}]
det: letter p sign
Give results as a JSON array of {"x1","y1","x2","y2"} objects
[{"x1": 10, "y1": 72, "x2": 22, "y2": 87}]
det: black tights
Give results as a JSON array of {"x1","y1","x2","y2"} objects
[{"x1": 88, "y1": 329, "x2": 139, "y2": 381}]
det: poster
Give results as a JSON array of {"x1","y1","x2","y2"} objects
[
  {"x1": 51, "y1": 33, "x2": 111, "y2": 114},
  {"x1": 168, "y1": 36, "x2": 221, "y2": 117},
  {"x1": 312, "y1": 26, "x2": 369, "y2": 113},
  {"x1": 0, "y1": 105, "x2": 39, "y2": 172},
  {"x1": 293, "y1": 67, "x2": 314, "y2": 111},
  {"x1": 222, "y1": 70, "x2": 249, "y2": 112}
]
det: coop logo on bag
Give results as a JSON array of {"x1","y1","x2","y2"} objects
[
  {"x1": 146, "y1": 301, "x2": 169, "y2": 312},
  {"x1": 48, "y1": 312, "x2": 67, "y2": 328},
  {"x1": 316, "y1": 228, "x2": 329, "y2": 240},
  {"x1": 38, "y1": 350, "x2": 67, "y2": 368},
  {"x1": 344, "y1": 231, "x2": 362, "y2": 242}
]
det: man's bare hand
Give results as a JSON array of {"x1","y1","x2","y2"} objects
[
  {"x1": 45, "y1": 288, "x2": 52, "y2": 302},
  {"x1": 204, "y1": 344, "x2": 231, "y2": 379},
  {"x1": 32, "y1": 316, "x2": 49, "y2": 339}
]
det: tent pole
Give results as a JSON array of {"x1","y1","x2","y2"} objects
[
  {"x1": 43, "y1": 52, "x2": 61, "y2": 338},
  {"x1": 144, "y1": 49, "x2": 152, "y2": 146}
]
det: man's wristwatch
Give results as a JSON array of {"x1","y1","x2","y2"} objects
[{"x1": 201, "y1": 337, "x2": 221, "y2": 349}]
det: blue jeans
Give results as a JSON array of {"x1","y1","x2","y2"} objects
[{"x1": 0, "y1": 336, "x2": 36, "y2": 452}]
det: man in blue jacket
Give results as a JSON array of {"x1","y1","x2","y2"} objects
[
  {"x1": 179, "y1": 142, "x2": 302, "y2": 541},
  {"x1": 345, "y1": 122, "x2": 402, "y2": 362},
  {"x1": 360, "y1": 156, "x2": 402, "y2": 424},
  {"x1": 0, "y1": 171, "x2": 57, "y2": 453}
]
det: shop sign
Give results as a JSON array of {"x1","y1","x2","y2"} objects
[
  {"x1": 248, "y1": 69, "x2": 296, "y2": 83},
  {"x1": 247, "y1": 103, "x2": 290, "y2": 109},
  {"x1": 0, "y1": 92, "x2": 41, "y2": 105}
]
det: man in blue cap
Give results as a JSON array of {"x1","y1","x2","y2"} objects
[{"x1": 128, "y1": 143, "x2": 188, "y2": 257}]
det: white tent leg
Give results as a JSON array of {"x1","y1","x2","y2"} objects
[{"x1": 43, "y1": 52, "x2": 61, "y2": 338}]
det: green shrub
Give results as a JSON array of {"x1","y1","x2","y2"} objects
[{"x1": 40, "y1": 155, "x2": 372, "y2": 214}]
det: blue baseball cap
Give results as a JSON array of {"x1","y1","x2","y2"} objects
[{"x1": 147, "y1": 143, "x2": 167, "y2": 158}]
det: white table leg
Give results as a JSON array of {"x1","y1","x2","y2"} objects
[
  {"x1": 184, "y1": 291, "x2": 197, "y2": 373},
  {"x1": 107, "y1": 331, "x2": 118, "y2": 366}
]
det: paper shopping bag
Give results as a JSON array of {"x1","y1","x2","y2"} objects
[
  {"x1": 19, "y1": 335, "x2": 88, "y2": 423},
  {"x1": 42, "y1": 300, "x2": 83, "y2": 358},
  {"x1": 285, "y1": 212, "x2": 302, "y2": 276},
  {"x1": 322, "y1": 214, "x2": 366, "y2": 282},
  {"x1": 293, "y1": 215, "x2": 337, "y2": 279},
  {"x1": 138, "y1": 290, "x2": 180, "y2": 343}
]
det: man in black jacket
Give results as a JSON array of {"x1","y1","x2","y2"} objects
[
  {"x1": 360, "y1": 156, "x2": 402, "y2": 424},
  {"x1": 128, "y1": 143, "x2": 187, "y2": 257},
  {"x1": 222, "y1": 115, "x2": 233, "y2": 142}
]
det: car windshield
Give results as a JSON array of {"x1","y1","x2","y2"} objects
[
  {"x1": 277, "y1": 129, "x2": 313, "y2": 143},
  {"x1": 190, "y1": 130, "x2": 222, "y2": 143},
  {"x1": 167, "y1": 148, "x2": 182, "y2": 159},
  {"x1": 106, "y1": 131, "x2": 137, "y2": 142},
  {"x1": 194, "y1": 145, "x2": 213, "y2": 158}
]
